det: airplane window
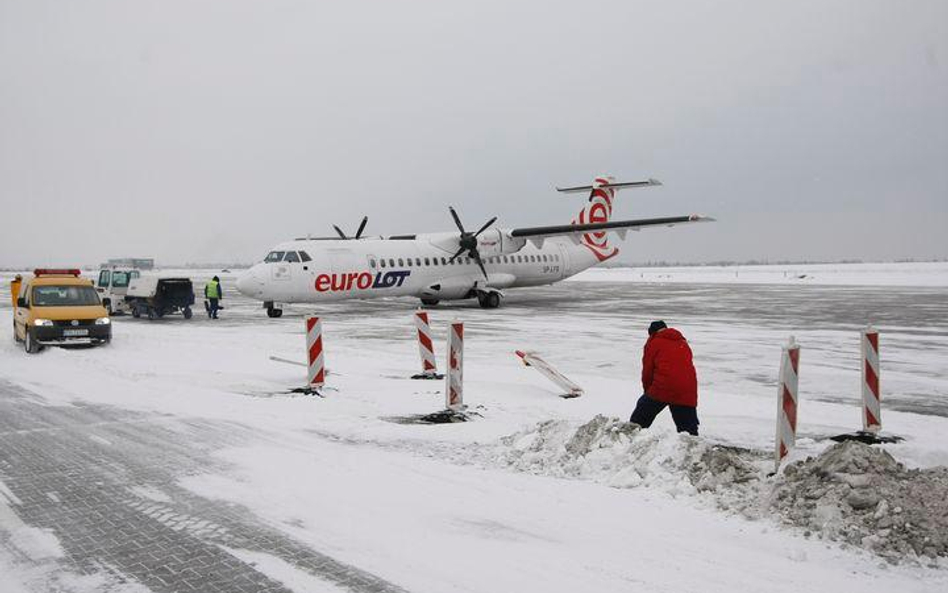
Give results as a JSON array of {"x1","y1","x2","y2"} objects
[
  {"x1": 379, "y1": 259, "x2": 386, "y2": 268},
  {"x1": 370, "y1": 258, "x2": 377, "y2": 268},
  {"x1": 398, "y1": 258, "x2": 404, "y2": 266},
  {"x1": 407, "y1": 258, "x2": 413, "y2": 267},
  {"x1": 432, "y1": 258, "x2": 438, "y2": 266},
  {"x1": 284, "y1": 252, "x2": 301, "y2": 263},
  {"x1": 424, "y1": 258, "x2": 430, "y2": 266},
  {"x1": 265, "y1": 251, "x2": 285, "y2": 263},
  {"x1": 542, "y1": 255, "x2": 548, "y2": 262},
  {"x1": 389, "y1": 258, "x2": 395, "y2": 267},
  {"x1": 299, "y1": 251, "x2": 312, "y2": 262}
]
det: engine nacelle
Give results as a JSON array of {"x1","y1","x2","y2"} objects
[{"x1": 475, "y1": 229, "x2": 526, "y2": 257}]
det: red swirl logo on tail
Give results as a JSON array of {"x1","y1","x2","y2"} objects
[{"x1": 573, "y1": 177, "x2": 619, "y2": 262}]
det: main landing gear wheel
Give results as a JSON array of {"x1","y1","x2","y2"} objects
[
  {"x1": 477, "y1": 292, "x2": 501, "y2": 309},
  {"x1": 267, "y1": 307, "x2": 283, "y2": 318}
]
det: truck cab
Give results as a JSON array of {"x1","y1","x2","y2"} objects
[
  {"x1": 95, "y1": 267, "x2": 141, "y2": 315},
  {"x1": 11, "y1": 269, "x2": 112, "y2": 353}
]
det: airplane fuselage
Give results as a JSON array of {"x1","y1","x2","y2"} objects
[{"x1": 236, "y1": 230, "x2": 604, "y2": 306}]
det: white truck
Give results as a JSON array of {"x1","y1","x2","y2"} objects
[{"x1": 95, "y1": 267, "x2": 142, "y2": 315}]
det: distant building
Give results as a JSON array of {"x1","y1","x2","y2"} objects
[{"x1": 103, "y1": 258, "x2": 155, "y2": 270}]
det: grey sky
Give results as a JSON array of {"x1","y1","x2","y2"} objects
[{"x1": 1, "y1": 0, "x2": 945, "y2": 268}]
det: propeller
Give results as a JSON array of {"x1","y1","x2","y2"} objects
[
  {"x1": 447, "y1": 207, "x2": 497, "y2": 280},
  {"x1": 332, "y1": 216, "x2": 369, "y2": 240}
]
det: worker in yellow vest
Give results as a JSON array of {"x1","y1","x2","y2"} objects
[{"x1": 204, "y1": 276, "x2": 223, "y2": 319}]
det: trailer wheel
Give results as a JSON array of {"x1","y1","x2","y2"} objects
[
  {"x1": 147, "y1": 308, "x2": 158, "y2": 320},
  {"x1": 183, "y1": 307, "x2": 193, "y2": 319}
]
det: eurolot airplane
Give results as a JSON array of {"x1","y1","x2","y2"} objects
[{"x1": 235, "y1": 176, "x2": 713, "y2": 316}]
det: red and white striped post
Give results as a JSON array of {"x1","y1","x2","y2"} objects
[
  {"x1": 861, "y1": 326, "x2": 881, "y2": 433},
  {"x1": 445, "y1": 321, "x2": 463, "y2": 410},
  {"x1": 413, "y1": 310, "x2": 439, "y2": 379},
  {"x1": 306, "y1": 316, "x2": 325, "y2": 392},
  {"x1": 774, "y1": 336, "x2": 801, "y2": 473}
]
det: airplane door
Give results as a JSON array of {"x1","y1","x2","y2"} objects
[{"x1": 557, "y1": 243, "x2": 572, "y2": 279}]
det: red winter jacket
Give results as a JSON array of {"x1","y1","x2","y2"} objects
[{"x1": 641, "y1": 328, "x2": 698, "y2": 407}]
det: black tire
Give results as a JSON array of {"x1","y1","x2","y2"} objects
[
  {"x1": 267, "y1": 307, "x2": 283, "y2": 318},
  {"x1": 104, "y1": 300, "x2": 113, "y2": 316},
  {"x1": 132, "y1": 306, "x2": 141, "y2": 319},
  {"x1": 183, "y1": 307, "x2": 193, "y2": 319},
  {"x1": 420, "y1": 298, "x2": 440, "y2": 306},
  {"x1": 147, "y1": 308, "x2": 157, "y2": 320},
  {"x1": 477, "y1": 293, "x2": 489, "y2": 308},
  {"x1": 24, "y1": 329, "x2": 41, "y2": 354},
  {"x1": 487, "y1": 292, "x2": 501, "y2": 309}
]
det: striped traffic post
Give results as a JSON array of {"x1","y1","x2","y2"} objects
[
  {"x1": 445, "y1": 321, "x2": 464, "y2": 410},
  {"x1": 306, "y1": 316, "x2": 325, "y2": 392},
  {"x1": 774, "y1": 336, "x2": 801, "y2": 473},
  {"x1": 861, "y1": 326, "x2": 881, "y2": 433},
  {"x1": 412, "y1": 310, "x2": 441, "y2": 379}
]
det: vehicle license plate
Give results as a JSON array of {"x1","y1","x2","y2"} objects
[{"x1": 63, "y1": 329, "x2": 89, "y2": 337}]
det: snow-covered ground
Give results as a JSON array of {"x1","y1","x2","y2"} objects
[
  {"x1": 1, "y1": 263, "x2": 947, "y2": 592},
  {"x1": 574, "y1": 261, "x2": 948, "y2": 287}
]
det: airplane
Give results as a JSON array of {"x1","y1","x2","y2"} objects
[{"x1": 235, "y1": 176, "x2": 713, "y2": 316}]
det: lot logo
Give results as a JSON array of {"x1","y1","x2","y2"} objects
[
  {"x1": 315, "y1": 270, "x2": 410, "y2": 293},
  {"x1": 572, "y1": 177, "x2": 619, "y2": 262}
]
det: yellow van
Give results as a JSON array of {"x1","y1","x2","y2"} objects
[{"x1": 11, "y1": 269, "x2": 112, "y2": 353}]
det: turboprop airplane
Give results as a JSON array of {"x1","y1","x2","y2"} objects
[{"x1": 236, "y1": 176, "x2": 713, "y2": 316}]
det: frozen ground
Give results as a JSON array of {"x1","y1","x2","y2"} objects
[{"x1": 1, "y1": 263, "x2": 947, "y2": 592}]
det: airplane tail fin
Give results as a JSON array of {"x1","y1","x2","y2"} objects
[{"x1": 560, "y1": 176, "x2": 660, "y2": 261}]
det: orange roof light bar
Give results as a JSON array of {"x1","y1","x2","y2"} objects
[{"x1": 34, "y1": 268, "x2": 81, "y2": 277}]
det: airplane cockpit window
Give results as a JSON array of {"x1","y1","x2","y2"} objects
[
  {"x1": 299, "y1": 251, "x2": 312, "y2": 262},
  {"x1": 264, "y1": 251, "x2": 285, "y2": 263},
  {"x1": 284, "y1": 251, "x2": 301, "y2": 263}
]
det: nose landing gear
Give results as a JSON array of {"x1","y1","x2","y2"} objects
[{"x1": 264, "y1": 302, "x2": 284, "y2": 318}]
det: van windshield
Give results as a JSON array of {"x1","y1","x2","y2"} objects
[{"x1": 32, "y1": 285, "x2": 100, "y2": 307}]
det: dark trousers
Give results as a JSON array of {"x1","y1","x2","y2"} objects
[
  {"x1": 630, "y1": 394, "x2": 699, "y2": 436},
  {"x1": 207, "y1": 298, "x2": 220, "y2": 319}
]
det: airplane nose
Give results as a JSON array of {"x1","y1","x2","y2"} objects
[{"x1": 236, "y1": 267, "x2": 264, "y2": 297}]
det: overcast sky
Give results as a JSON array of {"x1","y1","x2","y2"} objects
[{"x1": 1, "y1": 0, "x2": 945, "y2": 268}]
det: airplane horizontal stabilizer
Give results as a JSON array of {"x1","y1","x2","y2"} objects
[{"x1": 555, "y1": 178, "x2": 662, "y2": 194}]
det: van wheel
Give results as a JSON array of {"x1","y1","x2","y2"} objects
[
  {"x1": 132, "y1": 306, "x2": 141, "y2": 319},
  {"x1": 147, "y1": 308, "x2": 158, "y2": 320},
  {"x1": 24, "y1": 330, "x2": 42, "y2": 354},
  {"x1": 183, "y1": 307, "x2": 193, "y2": 319}
]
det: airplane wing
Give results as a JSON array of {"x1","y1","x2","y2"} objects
[{"x1": 510, "y1": 214, "x2": 714, "y2": 241}]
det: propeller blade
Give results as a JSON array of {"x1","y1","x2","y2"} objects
[
  {"x1": 473, "y1": 251, "x2": 489, "y2": 280},
  {"x1": 448, "y1": 247, "x2": 466, "y2": 263},
  {"x1": 355, "y1": 216, "x2": 368, "y2": 239},
  {"x1": 332, "y1": 225, "x2": 348, "y2": 239},
  {"x1": 473, "y1": 216, "x2": 498, "y2": 238},
  {"x1": 449, "y1": 207, "x2": 466, "y2": 234}
]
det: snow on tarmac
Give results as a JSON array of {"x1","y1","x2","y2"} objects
[{"x1": 0, "y1": 263, "x2": 947, "y2": 592}]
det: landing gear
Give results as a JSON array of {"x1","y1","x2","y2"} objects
[
  {"x1": 267, "y1": 307, "x2": 283, "y2": 318},
  {"x1": 477, "y1": 291, "x2": 501, "y2": 309},
  {"x1": 420, "y1": 298, "x2": 440, "y2": 307}
]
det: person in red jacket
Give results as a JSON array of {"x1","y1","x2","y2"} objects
[{"x1": 630, "y1": 320, "x2": 699, "y2": 435}]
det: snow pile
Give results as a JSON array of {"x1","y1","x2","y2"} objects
[
  {"x1": 496, "y1": 415, "x2": 766, "y2": 506},
  {"x1": 772, "y1": 441, "x2": 948, "y2": 564},
  {"x1": 494, "y1": 418, "x2": 948, "y2": 564}
]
